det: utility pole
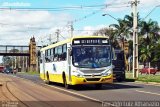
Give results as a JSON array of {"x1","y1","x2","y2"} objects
[
  {"x1": 22, "y1": 56, "x2": 24, "y2": 72},
  {"x1": 70, "y1": 21, "x2": 74, "y2": 37},
  {"x1": 55, "y1": 29, "x2": 60, "y2": 42},
  {"x1": 48, "y1": 34, "x2": 52, "y2": 45},
  {"x1": 131, "y1": 0, "x2": 139, "y2": 79},
  {"x1": 14, "y1": 56, "x2": 16, "y2": 68},
  {"x1": 26, "y1": 56, "x2": 28, "y2": 72}
]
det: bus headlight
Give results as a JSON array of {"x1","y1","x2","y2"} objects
[
  {"x1": 101, "y1": 69, "x2": 113, "y2": 76},
  {"x1": 77, "y1": 73, "x2": 84, "y2": 77},
  {"x1": 74, "y1": 72, "x2": 84, "y2": 77}
]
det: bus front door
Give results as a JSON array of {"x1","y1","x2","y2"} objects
[
  {"x1": 42, "y1": 54, "x2": 46, "y2": 79},
  {"x1": 67, "y1": 48, "x2": 72, "y2": 82}
]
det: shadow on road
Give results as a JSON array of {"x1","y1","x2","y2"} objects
[
  {"x1": 15, "y1": 73, "x2": 142, "y2": 91},
  {"x1": 72, "y1": 83, "x2": 142, "y2": 91},
  {"x1": 48, "y1": 82, "x2": 142, "y2": 91}
]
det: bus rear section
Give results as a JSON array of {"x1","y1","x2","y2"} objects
[{"x1": 112, "y1": 49, "x2": 125, "y2": 81}]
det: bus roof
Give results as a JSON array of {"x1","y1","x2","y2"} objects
[{"x1": 40, "y1": 35, "x2": 108, "y2": 51}]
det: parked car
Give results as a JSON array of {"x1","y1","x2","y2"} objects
[
  {"x1": 3, "y1": 67, "x2": 13, "y2": 74},
  {"x1": 0, "y1": 66, "x2": 4, "y2": 73},
  {"x1": 140, "y1": 67, "x2": 157, "y2": 75}
]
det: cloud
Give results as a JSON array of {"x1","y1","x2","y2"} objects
[
  {"x1": 73, "y1": 24, "x2": 107, "y2": 36},
  {"x1": 0, "y1": 10, "x2": 72, "y2": 45}
]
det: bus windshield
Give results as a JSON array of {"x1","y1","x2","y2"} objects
[{"x1": 72, "y1": 46, "x2": 111, "y2": 68}]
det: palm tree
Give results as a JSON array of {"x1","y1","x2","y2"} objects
[
  {"x1": 153, "y1": 39, "x2": 160, "y2": 62},
  {"x1": 124, "y1": 13, "x2": 141, "y2": 29},
  {"x1": 109, "y1": 19, "x2": 129, "y2": 37},
  {"x1": 140, "y1": 19, "x2": 159, "y2": 43},
  {"x1": 139, "y1": 44, "x2": 155, "y2": 67},
  {"x1": 139, "y1": 19, "x2": 160, "y2": 67},
  {"x1": 109, "y1": 19, "x2": 131, "y2": 70}
]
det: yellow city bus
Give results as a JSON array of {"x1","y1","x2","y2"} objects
[{"x1": 40, "y1": 36, "x2": 114, "y2": 88}]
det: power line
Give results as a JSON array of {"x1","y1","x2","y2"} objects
[
  {"x1": 0, "y1": 1, "x2": 137, "y2": 46},
  {"x1": 142, "y1": 5, "x2": 160, "y2": 20},
  {"x1": 38, "y1": 2, "x2": 131, "y2": 42},
  {"x1": 0, "y1": 4, "x2": 105, "y2": 11}
]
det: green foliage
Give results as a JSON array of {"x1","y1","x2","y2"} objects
[
  {"x1": 19, "y1": 71, "x2": 39, "y2": 75},
  {"x1": 2, "y1": 56, "x2": 12, "y2": 66},
  {"x1": 137, "y1": 75, "x2": 160, "y2": 83},
  {"x1": 94, "y1": 13, "x2": 160, "y2": 67},
  {"x1": 126, "y1": 72, "x2": 160, "y2": 83}
]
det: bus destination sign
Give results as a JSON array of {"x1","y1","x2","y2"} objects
[{"x1": 72, "y1": 38, "x2": 109, "y2": 45}]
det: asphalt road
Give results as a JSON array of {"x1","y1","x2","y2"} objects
[
  {"x1": 0, "y1": 73, "x2": 102, "y2": 107},
  {"x1": 15, "y1": 73, "x2": 160, "y2": 102}
]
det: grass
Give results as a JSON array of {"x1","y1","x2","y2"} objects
[
  {"x1": 18, "y1": 71, "x2": 40, "y2": 75},
  {"x1": 137, "y1": 74, "x2": 160, "y2": 83},
  {"x1": 126, "y1": 72, "x2": 160, "y2": 83}
]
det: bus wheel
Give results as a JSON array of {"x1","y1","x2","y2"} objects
[
  {"x1": 95, "y1": 84, "x2": 102, "y2": 89},
  {"x1": 63, "y1": 75, "x2": 70, "y2": 89},
  {"x1": 117, "y1": 78, "x2": 122, "y2": 82},
  {"x1": 45, "y1": 72, "x2": 50, "y2": 84}
]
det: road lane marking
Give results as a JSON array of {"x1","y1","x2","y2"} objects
[
  {"x1": 136, "y1": 90, "x2": 160, "y2": 96},
  {"x1": 44, "y1": 84, "x2": 117, "y2": 106}
]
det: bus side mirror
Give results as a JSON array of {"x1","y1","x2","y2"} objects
[
  {"x1": 112, "y1": 56, "x2": 116, "y2": 60},
  {"x1": 40, "y1": 59, "x2": 42, "y2": 63},
  {"x1": 37, "y1": 51, "x2": 41, "y2": 57},
  {"x1": 112, "y1": 65, "x2": 115, "y2": 69}
]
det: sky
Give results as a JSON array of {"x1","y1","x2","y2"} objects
[{"x1": 0, "y1": 0, "x2": 160, "y2": 62}]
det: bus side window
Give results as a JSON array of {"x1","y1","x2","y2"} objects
[
  {"x1": 45, "y1": 50, "x2": 48, "y2": 62},
  {"x1": 57, "y1": 46, "x2": 62, "y2": 61},
  {"x1": 50, "y1": 48, "x2": 54, "y2": 62},
  {"x1": 39, "y1": 52, "x2": 42, "y2": 63},
  {"x1": 62, "y1": 44, "x2": 67, "y2": 60},
  {"x1": 48, "y1": 49, "x2": 51, "y2": 62},
  {"x1": 54, "y1": 47, "x2": 58, "y2": 61},
  {"x1": 62, "y1": 52, "x2": 66, "y2": 61}
]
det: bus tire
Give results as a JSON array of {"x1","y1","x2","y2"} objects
[
  {"x1": 63, "y1": 73, "x2": 70, "y2": 89},
  {"x1": 45, "y1": 72, "x2": 50, "y2": 84},
  {"x1": 117, "y1": 78, "x2": 123, "y2": 82}
]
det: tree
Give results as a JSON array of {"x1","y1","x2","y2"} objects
[
  {"x1": 93, "y1": 27, "x2": 120, "y2": 48},
  {"x1": 140, "y1": 19, "x2": 159, "y2": 44},
  {"x1": 94, "y1": 13, "x2": 160, "y2": 68},
  {"x1": 2, "y1": 56, "x2": 12, "y2": 66},
  {"x1": 139, "y1": 19, "x2": 160, "y2": 66}
]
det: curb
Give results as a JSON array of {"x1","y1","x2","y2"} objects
[{"x1": 135, "y1": 81, "x2": 160, "y2": 86}]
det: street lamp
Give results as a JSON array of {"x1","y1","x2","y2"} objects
[
  {"x1": 103, "y1": 1, "x2": 139, "y2": 79},
  {"x1": 102, "y1": 14, "x2": 119, "y2": 21},
  {"x1": 102, "y1": 14, "x2": 135, "y2": 78}
]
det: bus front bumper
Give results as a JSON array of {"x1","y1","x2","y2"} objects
[{"x1": 70, "y1": 74, "x2": 113, "y2": 85}]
